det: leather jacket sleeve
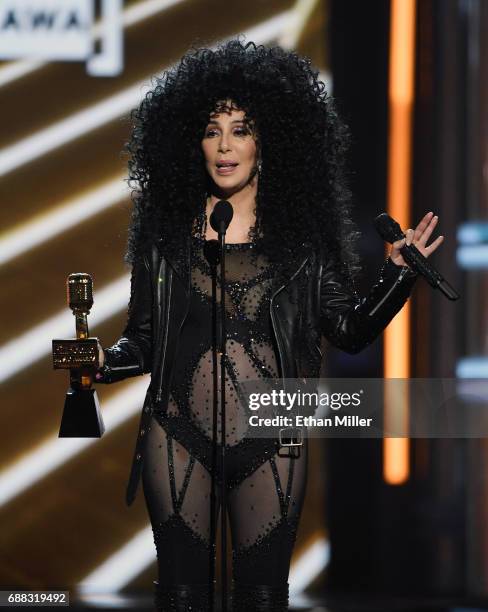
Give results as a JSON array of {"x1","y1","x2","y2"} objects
[
  {"x1": 96, "y1": 253, "x2": 153, "y2": 384},
  {"x1": 320, "y1": 256, "x2": 418, "y2": 354}
]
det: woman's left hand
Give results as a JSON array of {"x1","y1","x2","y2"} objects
[{"x1": 390, "y1": 211, "x2": 444, "y2": 268}]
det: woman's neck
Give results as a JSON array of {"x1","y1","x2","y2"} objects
[
  {"x1": 205, "y1": 187, "x2": 257, "y2": 242},
  {"x1": 207, "y1": 185, "x2": 256, "y2": 216}
]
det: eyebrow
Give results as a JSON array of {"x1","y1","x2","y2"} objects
[{"x1": 207, "y1": 119, "x2": 246, "y2": 125}]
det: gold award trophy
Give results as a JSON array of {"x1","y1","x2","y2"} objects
[{"x1": 52, "y1": 273, "x2": 105, "y2": 437}]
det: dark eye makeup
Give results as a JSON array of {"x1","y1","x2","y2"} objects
[{"x1": 204, "y1": 126, "x2": 251, "y2": 138}]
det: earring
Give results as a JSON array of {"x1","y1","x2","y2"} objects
[{"x1": 257, "y1": 160, "x2": 262, "y2": 175}]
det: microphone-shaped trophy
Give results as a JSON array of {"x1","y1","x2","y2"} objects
[{"x1": 52, "y1": 273, "x2": 105, "y2": 437}]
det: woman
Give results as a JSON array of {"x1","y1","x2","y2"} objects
[{"x1": 95, "y1": 40, "x2": 443, "y2": 611}]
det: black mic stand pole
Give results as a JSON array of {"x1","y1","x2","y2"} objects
[
  {"x1": 205, "y1": 241, "x2": 219, "y2": 612},
  {"x1": 205, "y1": 234, "x2": 229, "y2": 611},
  {"x1": 218, "y1": 226, "x2": 228, "y2": 612},
  {"x1": 208, "y1": 200, "x2": 233, "y2": 611}
]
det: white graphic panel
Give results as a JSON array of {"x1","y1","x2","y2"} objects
[{"x1": 0, "y1": 0, "x2": 94, "y2": 60}]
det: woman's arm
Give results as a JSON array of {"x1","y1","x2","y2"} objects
[
  {"x1": 320, "y1": 256, "x2": 418, "y2": 354},
  {"x1": 320, "y1": 211, "x2": 443, "y2": 354},
  {"x1": 95, "y1": 253, "x2": 153, "y2": 383}
]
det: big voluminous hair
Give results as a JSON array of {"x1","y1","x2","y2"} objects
[{"x1": 125, "y1": 38, "x2": 361, "y2": 281}]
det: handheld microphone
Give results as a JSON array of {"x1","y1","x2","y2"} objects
[
  {"x1": 374, "y1": 213, "x2": 459, "y2": 301},
  {"x1": 210, "y1": 200, "x2": 234, "y2": 235}
]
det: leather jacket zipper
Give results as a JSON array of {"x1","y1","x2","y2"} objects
[
  {"x1": 270, "y1": 287, "x2": 286, "y2": 378},
  {"x1": 367, "y1": 266, "x2": 409, "y2": 317},
  {"x1": 155, "y1": 249, "x2": 191, "y2": 404},
  {"x1": 155, "y1": 277, "x2": 172, "y2": 403},
  {"x1": 270, "y1": 256, "x2": 310, "y2": 377}
]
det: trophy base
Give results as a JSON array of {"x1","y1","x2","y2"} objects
[{"x1": 59, "y1": 387, "x2": 105, "y2": 438}]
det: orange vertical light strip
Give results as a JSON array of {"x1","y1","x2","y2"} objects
[{"x1": 383, "y1": 0, "x2": 416, "y2": 485}]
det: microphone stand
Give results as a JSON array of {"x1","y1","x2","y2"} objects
[
  {"x1": 205, "y1": 234, "x2": 229, "y2": 611},
  {"x1": 207, "y1": 200, "x2": 233, "y2": 611},
  {"x1": 218, "y1": 227, "x2": 228, "y2": 612},
  {"x1": 204, "y1": 240, "x2": 219, "y2": 612}
]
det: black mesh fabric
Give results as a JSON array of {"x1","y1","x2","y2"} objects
[{"x1": 142, "y1": 236, "x2": 307, "y2": 592}]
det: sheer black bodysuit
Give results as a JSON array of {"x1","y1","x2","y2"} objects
[{"x1": 141, "y1": 236, "x2": 308, "y2": 592}]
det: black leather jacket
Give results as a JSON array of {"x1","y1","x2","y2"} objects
[{"x1": 97, "y1": 235, "x2": 418, "y2": 505}]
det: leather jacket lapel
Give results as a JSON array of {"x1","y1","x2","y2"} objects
[
  {"x1": 155, "y1": 234, "x2": 191, "y2": 296},
  {"x1": 270, "y1": 242, "x2": 314, "y2": 297}
]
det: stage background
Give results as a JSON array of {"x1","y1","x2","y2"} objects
[{"x1": 0, "y1": 0, "x2": 487, "y2": 609}]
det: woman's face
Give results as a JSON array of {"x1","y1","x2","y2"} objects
[{"x1": 201, "y1": 103, "x2": 258, "y2": 197}]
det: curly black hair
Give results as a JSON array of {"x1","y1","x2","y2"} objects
[{"x1": 125, "y1": 38, "x2": 361, "y2": 281}]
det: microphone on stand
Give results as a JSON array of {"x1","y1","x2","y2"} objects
[
  {"x1": 210, "y1": 199, "x2": 234, "y2": 234},
  {"x1": 208, "y1": 199, "x2": 233, "y2": 612},
  {"x1": 374, "y1": 212, "x2": 460, "y2": 301}
]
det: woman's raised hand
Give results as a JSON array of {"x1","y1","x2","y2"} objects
[{"x1": 389, "y1": 211, "x2": 444, "y2": 268}]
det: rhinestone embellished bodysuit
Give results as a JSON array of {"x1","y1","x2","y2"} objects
[{"x1": 141, "y1": 235, "x2": 308, "y2": 589}]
